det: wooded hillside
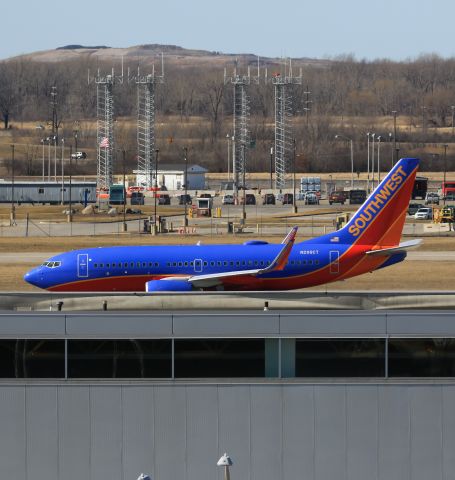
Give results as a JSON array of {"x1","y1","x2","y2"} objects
[{"x1": 1, "y1": 45, "x2": 454, "y2": 175}]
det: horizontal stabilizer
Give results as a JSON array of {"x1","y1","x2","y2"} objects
[{"x1": 365, "y1": 239, "x2": 422, "y2": 256}]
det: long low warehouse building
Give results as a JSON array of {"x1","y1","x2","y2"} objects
[{"x1": 0, "y1": 309, "x2": 454, "y2": 480}]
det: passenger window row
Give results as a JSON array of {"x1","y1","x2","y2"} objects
[{"x1": 93, "y1": 261, "x2": 160, "y2": 269}]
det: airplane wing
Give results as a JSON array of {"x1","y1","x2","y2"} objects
[
  {"x1": 365, "y1": 239, "x2": 422, "y2": 256},
  {"x1": 187, "y1": 226, "x2": 299, "y2": 288}
]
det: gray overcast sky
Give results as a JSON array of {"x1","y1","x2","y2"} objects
[{"x1": 2, "y1": 0, "x2": 455, "y2": 61}]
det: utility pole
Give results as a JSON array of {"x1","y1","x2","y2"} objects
[
  {"x1": 10, "y1": 144, "x2": 16, "y2": 226},
  {"x1": 443, "y1": 144, "x2": 448, "y2": 206},
  {"x1": 183, "y1": 146, "x2": 188, "y2": 228},
  {"x1": 227, "y1": 133, "x2": 231, "y2": 182},
  {"x1": 122, "y1": 149, "x2": 127, "y2": 232},
  {"x1": 269, "y1": 144, "x2": 274, "y2": 189},
  {"x1": 392, "y1": 111, "x2": 397, "y2": 166},
  {"x1": 61, "y1": 138, "x2": 65, "y2": 205},
  {"x1": 377, "y1": 136, "x2": 382, "y2": 183},
  {"x1": 241, "y1": 143, "x2": 246, "y2": 223},
  {"x1": 371, "y1": 133, "x2": 375, "y2": 189},
  {"x1": 68, "y1": 145, "x2": 72, "y2": 223},
  {"x1": 293, "y1": 139, "x2": 297, "y2": 213},
  {"x1": 367, "y1": 132, "x2": 370, "y2": 193},
  {"x1": 153, "y1": 149, "x2": 159, "y2": 235}
]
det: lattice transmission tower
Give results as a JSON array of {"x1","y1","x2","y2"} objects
[
  {"x1": 134, "y1": 60, "x2": 164, "y2": 188},
  {"x1": 224, "y1": 64, "x2": 259, "y2": 190},
  {"x1": 271, "y1": 63, "x2": 302, "y2": 190},
  {"x1": 94, "y1": 67, "x2": 123, "y2": 190}
]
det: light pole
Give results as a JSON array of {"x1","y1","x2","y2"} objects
[
  {"x1": 217, "y1": 453, "x2": 233, "y2": 480},
  {"x1": 53, "y1": 135, "x2": 57, "y2": 182},
  {"x1": 335, "y1": 134, "x2": 354, "y2": 188},
  {"x1": 269, "y1": 144, "x2": 274, "y2": 189},
  {"x1": 68, "y1": 145, "x2": 72, "y2": 223},
  {"x1": 122, "y1": 149, "x2": 127, "y2": 232},
  {"x1": 226, "y1": 134, "x2": 231, "y2": 181},
  {"x1": 377, "y1": 136, "x2": 382, "y2": 183},
  {"x1": 443, "y1": 144, "x2": 448, "y2": 205},
  {"x1": 73, "y1": 129, "x2": 79, "y2": 165},
  {"x1": 293, "y1": 138, "x2": 297, "y2": 213},
  {"x1": 366, "y1": 132, "x2": 370, "y2": 192},
  {"x1": 451, "y1": 106, "x2": 455, "y2": 137},
  {"x1": 388, "y1": 132, "x2": 393, "y2": 168},
  {"x1": 183, "y1": 146, "x2": 188, "y2": 228},
  {"x1": 154, "y1": 148, "x2": 159, "y2": 234},
  {"x1": 422, "y1": 105, "x2": 426, "y2": 135},
  {"x1": 392, "y1": 111, "x2": 398, "y2": 166},
  {"x1": 41, "y1": 138, "x2": 45, "y2": 181},
  {"x1": 61, "y1": 138, "x2": 65, "y2": 205},
  {"x1": 47, "y1": 136, "x2": 51, "y2": 181},
  {"x1": 371, "y1": 133, "x2": 375, "y2": 188},
  {"x1": 10, "y1": 144, "x2": 16, "y2": 226},
  {"x1": 241, "y1": 143, "x2": 246, "y2": 223}
]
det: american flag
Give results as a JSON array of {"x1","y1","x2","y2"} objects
[{"x1": 99, "y1": 137, "x2": 110, "y2": 148}]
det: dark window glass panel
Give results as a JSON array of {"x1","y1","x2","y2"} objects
[
  {"x1": 68, "y1": 340, "x2": 172, "y2": 378},
  {"x1": 389, "y1": 338, "x2": 455, "y2": 377},
  {"x1": 295, "y1": 339, "x2": 385, "y2": 377},
  {"x1": 175, "y1": 339, "x2": 265, "y2": 378},
  {"x1": 0, "y1": 340, "x2": 64, "y2": 378}
]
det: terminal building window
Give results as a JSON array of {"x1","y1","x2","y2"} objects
[
  {"x1": 388, "y1": 338, "x2": 455, "y2": 377},
  {"x1": 0, "y1": 340, "x2": 64, "y2": 378},
  {"x1": 67, "y1": 340, "x2": 172, "y2": 378},
  {"x1": 295, "y1": 339, "x2": 385, "y2": 377},
  {"x1": 174, "y1": 339, "x2": 265, "y2": 378}
]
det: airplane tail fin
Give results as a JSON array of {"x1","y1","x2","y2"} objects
[{"x1": 335, "y1": 158, "x2": 419, "y2": 246}]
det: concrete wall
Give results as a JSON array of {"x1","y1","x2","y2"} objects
[{"x1": 1, "y1": 382, "x2": 454, "y2": 480}]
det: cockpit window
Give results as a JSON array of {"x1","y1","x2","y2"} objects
[{"x1": 42, "y1": 261, "x2": 61, "y2": 268}]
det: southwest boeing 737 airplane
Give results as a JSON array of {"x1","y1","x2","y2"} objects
[{"x1": 24, "y1": 157, "x2": 421, "y2": 292}]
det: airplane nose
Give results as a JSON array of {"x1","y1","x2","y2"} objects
[{"x1": 24, "y1": 268, "x2": 41, "y2": 287}]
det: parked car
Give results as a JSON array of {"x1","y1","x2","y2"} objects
[
  {"x1": 70, "y1": 151, "x2": 87, "y2": 160},
  {"x1": 178, "y1": 194, "x2": 192, "y2": 205},
  {"x1": 240, "y1": 193, "x2": 256, "y2": 205},
  {"x1": 130, "y1": 192, "x2": 144, "y2": 205},
  {"x1": 262, "y1": 193, "x2": 276, "y2": 205},
  {"x1": 414, "y1": 207, "x2": 433, "y2": 220},
  {"x1": 328, "y1": 190, "x2": 347, "y2": 205},
  {"x1": 425, "y1": 192, "x2": 440, "y2": 205},
  {"x1": 407, "y1": 203, "x2": 421, "y2": 215},
  {"x1": 282, "y1": 193, "x2": 294, "y2": 205},
  {"x1": 200, "y1": 193, "x2": 212, "y2": 198},
  {"x1": 349, "y1": 189, "x2": 367, "y2": 205},
  {"x1": 302, "y1": 192, "x2": 319, "y2": 205},
  {"x1": 158, "y1": 194, "x2": 171, "y2": 205},
  {"x1": 222, "y1": 194, "x2": 235, "y2": 205}
]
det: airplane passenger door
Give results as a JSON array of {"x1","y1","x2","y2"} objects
[
  {"x1": 77, "y1": 253, "x2": 89, "y2": 278},
  {"x1": 329, "y1": 250, "x2": 340, "y2": 274},
  {"x1": 194, "y1": 258, "x2": 203, "y2": 273}
]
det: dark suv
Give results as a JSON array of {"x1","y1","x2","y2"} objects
[
  {"x1": 178, "y1": 194, "x2": 192, "y2": 205},
  {"x1": 158, "y1": 194, "x2": 171, "y2": 205},
  {"x1": 262, "y1": 193, "x2": 276, "y2": 205},
  {"x1": 240, "y1": 194, "x2": 256, "y2": 205},
  {"x1": 282, "y1": 193, "x2": 294, "y2": 205}
]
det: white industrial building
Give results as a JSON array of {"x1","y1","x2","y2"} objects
[{"x1": 134, "y1": 164, "x2": 208, "y2": 190}]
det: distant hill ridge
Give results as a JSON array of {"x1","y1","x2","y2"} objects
[
  {"x1": 56, "y1": 45, "x2": 110, "y2": 50},
  {"x1": 2, "y1": 43, "x2": 326, "y2": 67}
]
